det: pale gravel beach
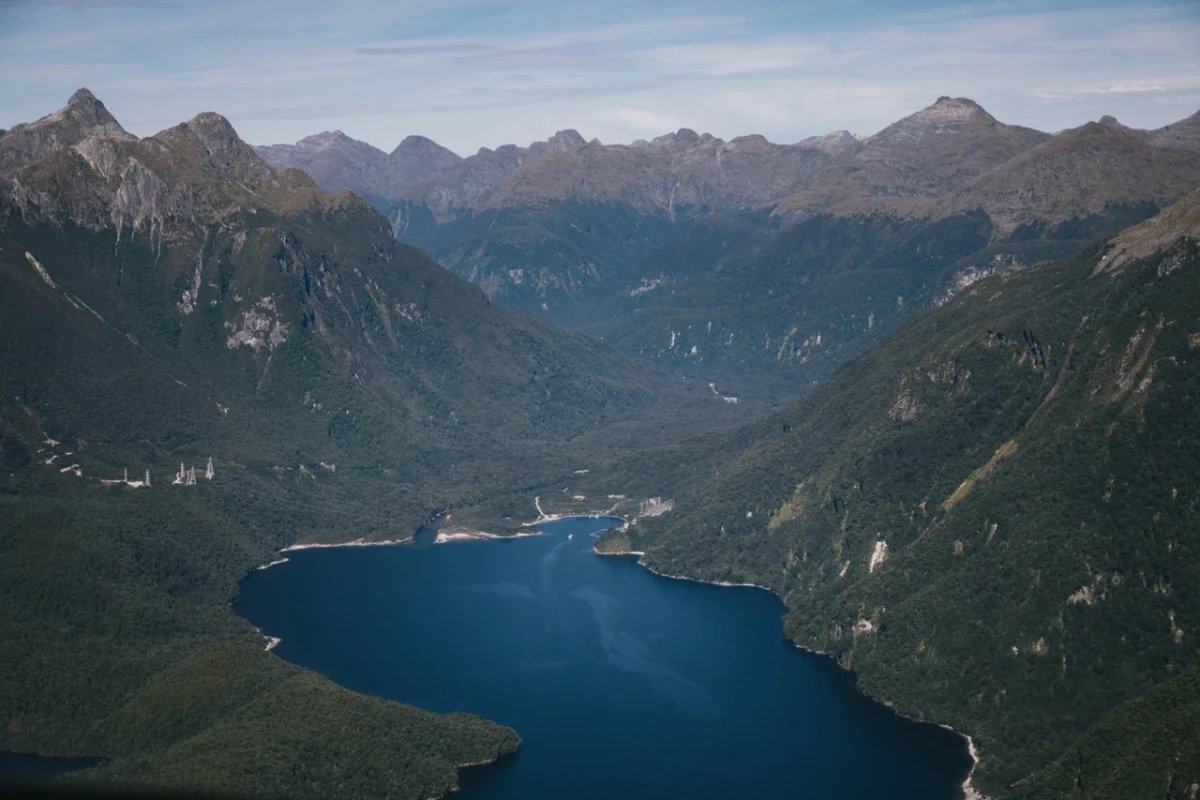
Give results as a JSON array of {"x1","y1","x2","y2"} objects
[{"x1": 435, "y1": 529, "x2": 541, "y2": 544}]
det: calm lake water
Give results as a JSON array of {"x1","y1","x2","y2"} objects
[{"x1": 236, "y1": 517, "x2": 971, "y2": 799}]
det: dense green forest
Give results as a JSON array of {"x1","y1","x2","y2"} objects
[
  {"x1": 1011, "y1": 664, "x2": 1200, "y2": 800},
  {"x1": 591, "y1": 231, "x2": 1200, "y2": 797}
]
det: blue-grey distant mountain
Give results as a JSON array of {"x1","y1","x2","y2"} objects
[{"x1": 255, "y1": 129, "x2": 461, "y2": 210}]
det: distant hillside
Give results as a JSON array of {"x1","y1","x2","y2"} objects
[{"x1": 604, "y1": 211, "x2": 997, "y2": 403}]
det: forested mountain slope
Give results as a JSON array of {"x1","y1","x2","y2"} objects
[
  {"x1": 595, "y1": 191, "x2": 1200, "y2": 798},
  {"x1": 0, "y1": 90, "x2": 734, "y2": 798}
]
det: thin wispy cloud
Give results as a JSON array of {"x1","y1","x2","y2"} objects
[
  {"x1": 355, "y1": 43, "x2": 500, "y2": 56},
  {"x1": 0, "y1": 0, "x2": 1197, "y2": 154}
]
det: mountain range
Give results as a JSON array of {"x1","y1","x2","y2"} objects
[
  {"x1": 259, "y1": 98, "x2": 1200, "y2": 407},
  {"x1": 255, "y1": 130, "x2": 461, "y2": 211}
]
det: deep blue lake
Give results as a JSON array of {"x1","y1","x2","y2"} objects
[{"x1": 236, "y1": 517, "x2": 971, "y2": 799}]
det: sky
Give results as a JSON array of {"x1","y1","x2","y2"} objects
[{"x1": 1, "y1": 0, "x2": 1198, "y2": 156}]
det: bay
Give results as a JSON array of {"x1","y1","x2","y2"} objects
[{"x1": 236, "y1": 516, "x2": 971, "y2": 799}]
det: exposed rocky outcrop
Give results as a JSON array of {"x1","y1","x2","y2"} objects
[
  {"x1": 0, "y1": 88, "x2": 133, "y2": 177},
  {"x1": 1096, "y1": 188, "x2": 1200, "y2": 273}
]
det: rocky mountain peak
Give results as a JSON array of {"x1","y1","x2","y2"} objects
[
  {"x1": 551, "y1": 129, "x2": 587, "y2": 149},
  {"x1": 771, "y1": 97, "x2": 1049, "y2": 218},
  {"x1": 936, "y1": 118, "x2": 1200, "y2": 237},
  {"x1": 729, "y1": 134, "x2": 768, "y2": 147},
  {"x1": 649, "y1": 128, "x2": 702, "y2": 148},
  {"x1": 155, "y1": 112, "x2": 272, "y2": 184},
  {"x1": 394, "y1": 134, "x2": 446, "y2": 152},
  {"x1": 527, "y1": 129, "x2": 588, "y2": 157},
  {"x1": 1071, "y1": 120, "x2": 1135, "y2": 141},
  {"x1": 0, "y1": 87, "x2": 132, "y2": 176},
  {"x1": 874, "y1": 96, "x2": 995, "y2": 144},
  {"x1": 304, "y1": 130, "x2": 354, "y2": 147},
  {"x1": 185, "y1": 111, "x2": 240, "y2": 141},
  {"x1": 797, "y1": 130, "x2": 860, "y2": 156},
  {"x1": 255, "y1": 129, "x2": 461, "y2": 204},
  {"x1": 1095, "y1": 115, "x2": 1148, "y2": 139},
  {"x1": 64, "y1": 88, "x2": 121, "y2": 127},
  {"x1": 930, "y1": 95, "x2": 988, "y2": 116}
]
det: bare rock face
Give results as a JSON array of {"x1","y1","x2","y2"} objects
[
  {"x1": 530, "y1": 129, "x2": 587, "y2": 156},
  {"x1": 0, "y1": 88, "x2": 133, "y2": 177},
  {"x1": 873, "y1": 96, "x2": 996, "y2": 143},
  {"x1": 1082, "y1": 110, "x2": 1200, "y2": 153},
  {"x1": 388, "y1": 134, "x2": 462, "y2": 189}
]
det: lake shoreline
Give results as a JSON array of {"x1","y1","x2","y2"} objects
[
  {"x1": 435, "y1": 528, "x2": 542, "y2": 544},
  {"x1": 523, "y1": 512, "x2": 629, "y2": 527},
  {"x1": 593, "y1": 545, "x2": 982, "y2": 796},
  {"x1": 253, "y1": 537, "x2": 415, "y2": 573}
]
